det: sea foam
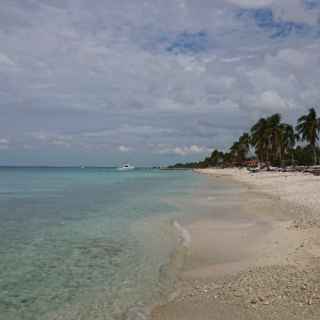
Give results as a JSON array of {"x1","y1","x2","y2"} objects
[{"x1": 173, "y1": 220, "x2": 191, "y2": 248}]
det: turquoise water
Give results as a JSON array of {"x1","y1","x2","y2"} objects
[{"x1": 0, "y1": 168, "x2": 206, "y2": 320}]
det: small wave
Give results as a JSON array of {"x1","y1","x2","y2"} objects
[
  {"x1": 123, "y1": 305, "x2": 151, "y2": 320},
  {"x1": 123, "y1": 221, "x2": 191, "y2": 320},
  {"x1": 173, "y1": 220, "x2": 191, "y2": 248},
  {"x1": 157, "y1": 220, "x2": 191, "y2": 294}
]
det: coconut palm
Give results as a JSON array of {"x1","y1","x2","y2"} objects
[
  {"x1": 230, "y1": 132, "x2": 251, "y2": 165},
  {"x1": 250, "y1": 117, "x2": 269, "y2": 163},
  {"x1": 296, "y1": 108, "x2": 320, "y2": 165},
  {"x1": 209, "y1": 150, "x2": 224, "y2": 166},
  {"x1": 266, "y1": 114, "x2": 282, "y2": 164},
  {"x1": 251, "y1": 114, "x2": 292, "y2": 167},
  {"x1": 238, "y1": 132, "x2": 251, "y2": 158},
  {"x1": 230, "y1": 141, "x2": 241, "y2": 163},
  {"x1": 238, "y1": 132, "x2": 251, "y2": 162},
  {"x1": 279, "y1": 123, "x2": 295, "y2": 166}
]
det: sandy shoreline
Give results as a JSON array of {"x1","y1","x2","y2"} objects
[{"x1": 151, "y1": 168, "x2": 320, "y2": 319}]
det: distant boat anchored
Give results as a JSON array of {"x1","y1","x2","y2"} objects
[{"x1": 117, "y1": 164, "x2": 135, "y2": 171}]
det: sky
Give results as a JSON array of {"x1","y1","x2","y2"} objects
[{"x1": 1, "y1": 0, "x2": 320, "y2": 166}]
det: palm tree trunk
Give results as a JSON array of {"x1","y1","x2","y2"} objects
[
  {"x1": 266, "y1": 147, "x2": 270, "y2": 170},
  {"x1": 280, "y1": 147, "x2": 284, "y2": 168}
]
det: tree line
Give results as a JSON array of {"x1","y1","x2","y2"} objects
[{"x1": 169, "y1": 108, "x2": 320, "y2": 169}]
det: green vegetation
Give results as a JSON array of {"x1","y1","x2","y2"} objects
[
  {"x1": 296, "y1": 108, "x2": 320, "y2": 165},
  {"x1": 168, "y1": 108, "x2": 320, "y2": 169}
]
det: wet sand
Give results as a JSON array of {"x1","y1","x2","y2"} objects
[{"x1": 151, "y1": 170, "x2": 320, "y2": 320}]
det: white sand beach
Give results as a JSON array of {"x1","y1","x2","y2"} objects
[
  {"x1": 152, "y1": 169, "x2": 320, "y2": 320},
  {"x1": 198, "y1": 168, "x2": 320, "y2": 227}
]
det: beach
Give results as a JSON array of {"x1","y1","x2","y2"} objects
[{"x1": 152, "y1": 168, "x2": 320, "y2": 320}]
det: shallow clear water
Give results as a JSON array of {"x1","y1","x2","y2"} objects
[{"x1": 0, "y1": 168, "x2": 207, "y2": 320}]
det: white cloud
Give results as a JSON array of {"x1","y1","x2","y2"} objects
[
  {"x1": 252, "y1": 90, "x2": 290, "y2": 112},
  {"x1": 0, "y1": 138, "x2": 9, "y2": 144},
  {"x1": 0, "y1": 138, "x2": 9, "y2": 149},
  {"x1": 156, "y1": 144, "x2": 211, "y2": 156},
  {"x1": 0, "y1": 53, "x2": 15, "y2": 66},
  {"x1": 1, "y1": 0, "x2": 320, "y2": 165},
  {"x1": 118, "y1": 145, "x2": 132, "y2": 152},
  {"x1": 30, "y1": 132, "x2": 50, "y2": 141},
  {"x1": 226, "y1": 0, "x2": 273, "y2": 8},
  {"x1": 221, "y1": 56, "x2": 243, "y2": 63},
  {"x1": 29, "y1": 132, "x2": 73, "y2": 148},
  {"x1": 51, "y1": 140, "x2": 71, "y2": 148},
  {"x1": 265, "y1": 49, "x2": 307, "y2": 69},
  {"x1": 177, "y1": 56, "x2": 207, "y2": 73},
  {"x1": 23, "y1": 144, "x2": 34, "y2": 150}
]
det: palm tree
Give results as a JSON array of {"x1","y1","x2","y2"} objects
[
  {"x1": 238, "y1": 132, "x2": 251, "y2": 160},
  {"x1": 209, "y1": 150, "x2": 224, "y2": 166},
  {"x1": 230, "y1": 141, "x2": 241, "y2": 163},
  {"x1": 266, "y1": 114, "x2": 282, "y2": 164},
  {"x1": 251, "y1": 117, "x2": 269, "y2": 163},
  {"x1": 229, "y1": 132, "x2": 251, "y2": 165},
  {"x1": 251, "y1": 114, "x2": 294, "y2": 167},
  {"x1": 279, "y1": 124, "x2": 295, "y2": 167},
  {"x1": 239, "y1": 132, "x2": 251, "y2": 152},
  {"x1": 296, "y1": 108, "x2": 320, "y2": 165}
]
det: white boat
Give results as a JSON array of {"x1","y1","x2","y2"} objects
[{"x1": 117, "y1": 164, "x2": 135, "y2": 171}]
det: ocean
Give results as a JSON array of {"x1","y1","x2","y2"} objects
[{"x1": 0, "y1": 167, "x2": 209, "y2": 320}]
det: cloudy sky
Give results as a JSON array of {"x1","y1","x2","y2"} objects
[{"x1": 1, "y1": 0, "x2": 320, "y2": 166}]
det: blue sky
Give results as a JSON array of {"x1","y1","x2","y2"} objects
[
  {"x1": 0, "y1": 0, "x2": 320, "y2": 166},
  {"x1": 166, "y1": 31, "x2": 209, "y2": 54}
]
